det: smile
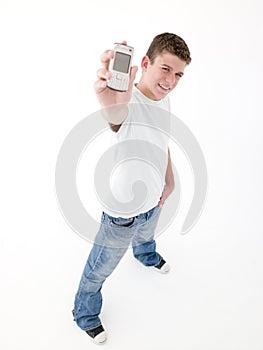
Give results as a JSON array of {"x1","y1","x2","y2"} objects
[{"x1": 158, "y1": 83, "x2": 170, "y2": 91}]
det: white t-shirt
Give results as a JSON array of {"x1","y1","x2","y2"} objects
[{"x1": 101, "y1": 86, "x2": 171, "y2": 218}]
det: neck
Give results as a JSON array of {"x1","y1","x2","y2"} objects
[{"x1": 136, "y1": 81, "x2": 160, "y2": 101}]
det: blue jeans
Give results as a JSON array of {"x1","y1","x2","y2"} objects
[{"x1": 73, "y1": 205, "x2": 162, "y2": 331}]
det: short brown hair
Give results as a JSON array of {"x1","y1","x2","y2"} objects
[{"x1": 146, "y1": 32, "x2": 191, "y2": 65}]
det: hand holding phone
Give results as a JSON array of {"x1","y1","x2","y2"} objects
[
  {"x1": 94, "y1": 41, "x2": 138, "y2": 117},
  {"x1": 107, "y1": 43, "x2": 134, "y2": 92}
]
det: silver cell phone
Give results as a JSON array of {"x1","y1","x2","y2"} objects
[{"x1": 107, "y1": 43, "x2": 134, "y2": 92}]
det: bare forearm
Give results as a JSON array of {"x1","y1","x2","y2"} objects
[
  {"x1": 158, "y1": 148, "x2": 174, "y2": 207},
  {"x1": 101, "y1": 103, "x2": 129, "y2": 126}
]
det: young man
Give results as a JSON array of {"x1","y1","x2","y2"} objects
[{"x1": 73, "y1": 33, "x2": 191, "y2": 344}]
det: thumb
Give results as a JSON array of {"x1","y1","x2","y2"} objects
[{"x1": 128, "y1": 66, "x2": 138, "y2": 89}]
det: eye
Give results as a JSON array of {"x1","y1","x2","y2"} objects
[
  {"x1": 161, "y1": 66, "x2": 170, "y2": 72},
  {"x1": 175, "y1": 72, "x2": 183, "y2": 78}
]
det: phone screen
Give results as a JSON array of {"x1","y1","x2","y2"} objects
[{"x1": 113, "y1": 52, "x2": 131, "y2": 74}]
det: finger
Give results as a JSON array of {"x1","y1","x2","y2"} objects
[
  {"x1": 128, "y1": 66, "x2": 138, "y2": 90},
  {"x1": 97, "y1": 67, "x2": 112, "y2": 80},
  {"x1": 100, "y1": 50, "x2": 114, "y2": 69},
  {"x1": 130, "y1": 65, "x2": 138, "y2": 81},
  {"x1": 94, "y1": 79, "x2": 107, "y2": 94}
]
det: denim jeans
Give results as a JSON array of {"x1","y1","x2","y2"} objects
[{"x1": 73, "y1": 205, "x2": 162, "y2": 331}]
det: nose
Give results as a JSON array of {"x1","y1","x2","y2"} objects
[{"x1": 164, "y1": 72, "x2": 176, "y2": 85}]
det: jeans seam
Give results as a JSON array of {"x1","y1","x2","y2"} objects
[
  {"x1": 86, "y1": 229, "x2": 108, "y2": 277},
  {"x1": 75, "y1": 239, "x2": 106, "y2": 322},
  {"x1": 76, "y1": 229, "x2": 107, "y2": 303}
]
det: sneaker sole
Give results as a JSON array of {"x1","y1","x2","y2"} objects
[
  {"x1": 151, "y1": 263, "x2": 170, "y2": 274},
  {"x1": 92, "y1": 331, "x2": 107, "y2": 344}
]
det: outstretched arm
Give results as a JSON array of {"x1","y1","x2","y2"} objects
[{"x1": 94, "y1": 41, "x2": 138, "y2": 126}]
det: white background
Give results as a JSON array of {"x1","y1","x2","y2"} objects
[{"x1": 1, "y1": 0, "x2": 263, "y2": 349}]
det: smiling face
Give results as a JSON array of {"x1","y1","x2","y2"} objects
[{"x1": 137, "y1": 51, "x2": 187, "y2": 101}]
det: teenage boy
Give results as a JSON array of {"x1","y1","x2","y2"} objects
[{"x1": 73, "y1": 32, "x2": 191, "y2": 344}]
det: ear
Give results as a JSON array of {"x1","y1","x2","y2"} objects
[{"x1": 141, "y1": 55, "x2": 150, "y2": 71}]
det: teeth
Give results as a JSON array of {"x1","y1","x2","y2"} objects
[{"x1": 159, "y1": 84, "x2": 169, "y2": 90}]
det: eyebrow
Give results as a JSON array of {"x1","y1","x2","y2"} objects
[{"x1": 161, "y1": 64, "x2": 184, "y2": 76}]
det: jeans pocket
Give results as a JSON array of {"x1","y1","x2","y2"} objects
[{"x1": 147, "y1": 205, "x2": 161, "y2": 221}]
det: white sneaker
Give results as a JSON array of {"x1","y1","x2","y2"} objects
[{"x1": 152, "y1": 258, "x2": 170, "y2": 274}]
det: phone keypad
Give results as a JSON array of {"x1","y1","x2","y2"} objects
[{"x1": 107, "y1": 73, "x2": 129, "y2": 92}]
